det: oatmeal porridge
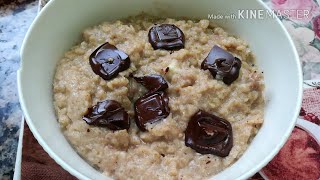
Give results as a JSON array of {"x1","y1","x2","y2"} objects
[{"x1": 53, "y1": 14, "x2": 264, "y2": 180}]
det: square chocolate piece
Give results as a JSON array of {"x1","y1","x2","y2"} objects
[
  {"x1": 134, "y1": 92, "x2": 170, "y2": 131},
  {"x1": 148, "y1": 24, "x2": 185, "y2": 50}
]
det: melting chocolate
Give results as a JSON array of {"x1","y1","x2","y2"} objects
[
  {"x1": 133, "y1": 74, "x2": 168, "y2": 94},
  {"x1": 134, "y1": 92, "x2": 170, "y2": 131},
  {"x1": 148, "y1": 24, "x2": 185, "y2": 50},
  {"x1": 201, "y1": 45, "x2": 241, "y2": 85},
  {"x1": 83, "y1": 100, "x2": 130, "y2": 130},
  {"x1": 89, "y1": 42, "x2": 130, "y2": 80},
  {"x1": 185, "y1": 110, "x2": 233, "y2": 157}
]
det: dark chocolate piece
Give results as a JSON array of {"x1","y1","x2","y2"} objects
[
  {"x1": 83, "y1": 100, "x2": 130, "y2": 130},
  {"x1": 89, "y1": 42, "x2": 130, "y2": 80},
  {"x1": 185, "y1": 110, "x2": 233, "y2": 157},
  {"x1": 133, "y1": 74, "x2": 168, "y2": 94},
  {"x1": 134, "y1": 92, "x2": 170, "y2": 131},
  {"x1": 201, "y1": 45, "x2": 241, "y2": 85},
  {"x1": 148, "y1": 24, "x2": 185, "y2": 50}
]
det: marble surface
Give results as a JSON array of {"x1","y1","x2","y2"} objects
[{"x1": 0, "y1": 1, "x2": 37, "y2": 179}]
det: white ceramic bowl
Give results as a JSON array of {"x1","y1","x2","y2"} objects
[{"x1": 18, "y1": 0, "x2": 303, "y2": 179}]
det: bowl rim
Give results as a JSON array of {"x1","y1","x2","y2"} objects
[
  {"x1": 18, "y1": 0, "x2": 303, "y2": 179},
  {"x1": 18, "y1": 1, "x2": 95, "y2": 179}
]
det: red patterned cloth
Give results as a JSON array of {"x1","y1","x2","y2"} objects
[
  {"x1": 260, "y1": 86, "x2": 320, "y2": 180},
  {"x1": 21, "y1": 123, "x2": 76, "y2": 180}
]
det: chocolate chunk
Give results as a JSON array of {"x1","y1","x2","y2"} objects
[
  {"x1": 83, "y1": 100, "x2": 130, "y2": 130},
  {"x1": 133, "y1": 74, "x2": 170, "y2": 131},
  {"x1": 201, "y1": 45, "x2": 241, "y2": 85},
  {"x1": 133, "y1": 74, "x2": 168, "y2": 94},
  {"x1": 185, "y1": 110, "x2": 233, "y2": 157},
  {"x1": 148, "y1": 24, "x2": 185, "y2": 50},
  {"x1": 89, "y1": 42, "x2": 130, "y2": 80},
  {"x1": 134, "y1": 92, "x2": 170, "y2": 131}
]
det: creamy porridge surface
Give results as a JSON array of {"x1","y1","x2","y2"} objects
[{"x1": 53, "y1": 14, "x2": 264, "y2": 180}]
